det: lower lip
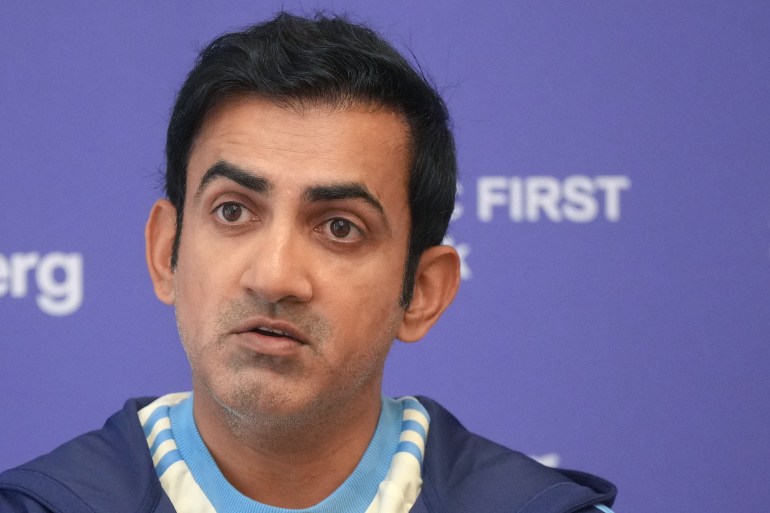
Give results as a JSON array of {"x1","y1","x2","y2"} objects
[{"x1": 234, "y1": 331, "x2": 305, "y2": 357}]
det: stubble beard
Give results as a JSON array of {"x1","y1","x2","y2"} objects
[{"x1": 176, "y1": 296, "x2": 401, "y2": 441}]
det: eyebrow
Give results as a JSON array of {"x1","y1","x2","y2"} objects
[
  {"x1": 194, "y1": 160, "x2": 271, "y2": 201},
  {"x1": 303, "y1": 182, "x2": 388, "y2": 222},
  {"x1": 193, "y1": 160, "x2": 390, "y2": 230}
]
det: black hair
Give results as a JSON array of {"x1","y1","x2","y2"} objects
[{"x1": 165, "y1": 12, "x2": 457, "y2": 307}]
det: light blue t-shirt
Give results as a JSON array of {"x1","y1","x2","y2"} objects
[{"x1": 138, "y1": 393, "x2": 431, "y2": 513}]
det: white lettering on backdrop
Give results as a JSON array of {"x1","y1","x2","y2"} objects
[{"x1": 0, "y1": 252, "x2": 84, "y2": 316}]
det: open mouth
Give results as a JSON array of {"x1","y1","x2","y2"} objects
[
  {"x1": 235, "y1": 321, "x2": 307, "y2": 356},
  {"x1": 252, "y1": 326, "x2": 298, "y2": 341}
]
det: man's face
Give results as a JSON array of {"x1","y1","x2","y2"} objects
[{"x1": 172, "y1": 97, "x2": 412, "y2": 426}]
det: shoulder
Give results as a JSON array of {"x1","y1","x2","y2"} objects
[
  {"x1": 0, "y1": 397, "x2": 174, "y2": 513},
  {"x1": 414, "y1": 396, "x2": 617, "y2": 513}
]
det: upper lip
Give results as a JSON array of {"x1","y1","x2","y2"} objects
[{"x1": 232, "y1": 317, "x2": 307, "y2": 344}]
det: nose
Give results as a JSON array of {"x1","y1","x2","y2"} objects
[{"x1": 239, "y1": 224, "x2": 313, "y2": 305}]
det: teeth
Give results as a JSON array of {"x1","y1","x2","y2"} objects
[{"x1": 257, "y1": 326, "x2": 287, "y2": 336}]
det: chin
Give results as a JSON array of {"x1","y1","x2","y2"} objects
[{"x1": 210, "y1": 381, "x2": 326, "y2": 428}]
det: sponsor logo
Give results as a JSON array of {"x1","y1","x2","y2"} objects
[
  {"x1": 477, "y1": 175, "x2": 631, "y2": 222},
  {"x1": 0, "y1": 252, "x2": 84, "y2": 316},
  {"x1": 446, "y1": 176, "x2": 631, "y2": 280}
]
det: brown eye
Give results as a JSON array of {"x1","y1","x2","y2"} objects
[
  {"x1": 329, "y1": 218, "x2": 351, "y2": 238},
  {"x1": 215, "y1": 202, "x2": 252, "y2": 224},
  {"x1": 221, "y1": 203, "x2": 242, "y2": 222}
]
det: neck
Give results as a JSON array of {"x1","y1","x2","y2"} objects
[{"x1": 192, "y1": 382, "x2": 383, "y2": 509}]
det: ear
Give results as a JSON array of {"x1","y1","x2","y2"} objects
[
  {"x1": 145, "y1": 199, "x2": 177, "y2": 305},
  {"x1": 398, "y1": 245, "x2": 461, "y2": 342}
]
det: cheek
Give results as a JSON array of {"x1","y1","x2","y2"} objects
[
  {"x1": 177, "y1": 225, "x2": 240, "y2": 291},
  {"x1": 335, "y1": 258, "x2": 404, "y2": 306},
  {"x1": 173, "y1": 234, "x2": 229, "y2": 334},
  {"x1": 173, "y1": 261, "x2": 209, "y2": 316},
  {"x1": 332, "y1": 270, "x2": 404, "y2": 337}
]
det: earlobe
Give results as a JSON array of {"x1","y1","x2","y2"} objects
[
  {"x1": 397, "y1": 245, "x2": 461, "y2": 343},
  {"x1": 145, "y1": 199, "x2": 177, "y2": 305}
]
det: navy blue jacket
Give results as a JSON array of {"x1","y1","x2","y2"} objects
[{"x1": 0, "y1": 397, "x2": 616, "y2": 512}]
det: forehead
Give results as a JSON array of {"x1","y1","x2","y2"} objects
[{"x1": 187, "y1": 97, "x2": 412, "y2": 200}]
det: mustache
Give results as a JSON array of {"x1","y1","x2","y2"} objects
[{"x1": 215, "y1": 297, "x2": 331, "y2": 344}]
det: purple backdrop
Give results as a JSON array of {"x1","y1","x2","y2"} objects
[{"x1": 2, "y1": 2, "x2": 769, "y2": 511}]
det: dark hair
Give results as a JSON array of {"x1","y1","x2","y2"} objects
[{"x1": 165, "y1": 12, "x2": 456, "y2": 307}]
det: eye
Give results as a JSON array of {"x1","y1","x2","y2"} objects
[
  {"x1": 330, "y1": 218, "x2": 351, "y2": 238},
  {"x1": 318, "y1": 217, "x2": 363, "y2": 241},
  {"x1": 214, "y1": 202, "x2": 254, "y2": 224}
]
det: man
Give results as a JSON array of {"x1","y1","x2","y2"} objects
[{"x1": 0, "y1": 12, "x2": 616, "y2": 513}]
